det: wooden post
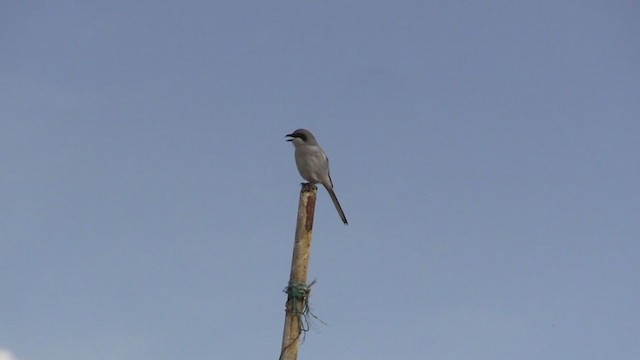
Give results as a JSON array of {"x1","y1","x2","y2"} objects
[{"x1": 280, "y1": 184, "x2": 317, "y2": 360}]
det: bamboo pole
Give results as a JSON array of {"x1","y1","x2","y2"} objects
[{"x1": 279, "y1": 183, "x2": 317, "y2": 360}]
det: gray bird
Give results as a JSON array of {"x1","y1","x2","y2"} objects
[{"x1": 286, "y1": 129, "x2": 348, "y2": 225}]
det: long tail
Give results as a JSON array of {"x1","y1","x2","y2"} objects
[{"x1": 323, "y1": 183, "x2": 348, "y2": 225}]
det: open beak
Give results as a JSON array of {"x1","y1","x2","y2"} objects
[{"x1": 285, "y1": 133, "x2": 295, "y2": 142}]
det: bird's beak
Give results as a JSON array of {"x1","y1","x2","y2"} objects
[{"x1": 285, "y1": 133, "x2": 295, "y2": 142}]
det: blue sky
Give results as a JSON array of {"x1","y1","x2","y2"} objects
[{"x1": 1, "y1": 1, "x2": 639, "y2": 359}]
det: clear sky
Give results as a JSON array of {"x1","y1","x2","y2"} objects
[{"x1": 2, "y1": 1, "x2": 639, "y2": 359}]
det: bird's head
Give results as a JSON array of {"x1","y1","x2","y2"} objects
[{"x1": 285, "y1": 128, "x2": 317, "y2": 146}]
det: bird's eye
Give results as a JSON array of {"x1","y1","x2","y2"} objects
[{"x1": 299, "y1": 134, "x2": 307, "y2": 141}]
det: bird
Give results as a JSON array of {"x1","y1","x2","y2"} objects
[{"x1": 286, "y1": 129, "x2": 348, "y2": 225}]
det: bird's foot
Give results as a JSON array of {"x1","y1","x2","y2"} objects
[{"x1": 300, "y1": 183, "x2": 317, "y2": 192}]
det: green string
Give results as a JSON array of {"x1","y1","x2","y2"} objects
[
  {"x1": 279, "y1": 280, "x2": 325, "y2": 360},
  {"x1": 285, "y1": 280, "x2": 314, "y2": 335}
]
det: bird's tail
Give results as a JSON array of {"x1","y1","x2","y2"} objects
[{"x1": 323, "y1": 183, "x2": 348, "y2": 225}]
